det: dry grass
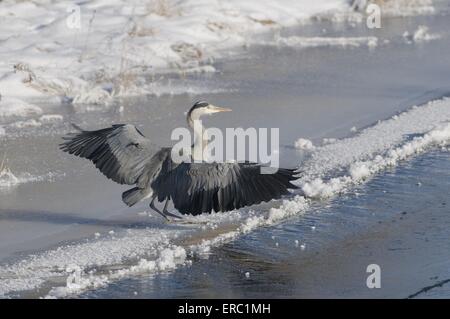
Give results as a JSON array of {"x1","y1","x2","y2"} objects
[
  {"x1": 0, "y1": 154, "x2": 10, "y2": 175},
  {"x1": 128, "y1": 24, "x2": 156, "y2": 37},
  {"x1": 248, "y1": 17, "x2": 276, "y2": 26},
  {"x1": 114, "y1": 37, "x2": 140, "y2": 94},
  {"x1": 14, "y1": 63, "x2": 36, "y2": 83},
  {"x1": 171, "y1": 42, "x2": 203, "y2": 62},
  {"x1": 206, "y1": 21, "x2": 232, "y2": 33},
  {"x1": 146, "y1": 0, "x2": 181, "y2": 17}
]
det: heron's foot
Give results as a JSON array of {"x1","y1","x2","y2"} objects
[
  {"x1": 150, "y1": 201, "x2": 170, "y2": 222},
  {"x1": 163, "y1": 209, "x2": 183, "y2": 220}
]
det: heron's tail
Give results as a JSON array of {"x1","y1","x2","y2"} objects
[{"x1": 122, "y1": 187, "x2": 150, "y2": 207}]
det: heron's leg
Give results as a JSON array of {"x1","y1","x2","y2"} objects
[
  {"x1": 149, "y1": 196, "x2": 170, "y2": 221},
  {"x1": 162, "y1": 198, "x2": 183, "y2": 220}
]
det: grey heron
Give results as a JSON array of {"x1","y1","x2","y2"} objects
[{"x1": 60, "y1": 101, "x2": 298, "y2": 220}]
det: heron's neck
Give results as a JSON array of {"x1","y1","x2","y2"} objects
[{"x1": 188, "y1": 116, "x2": 208, "y2": 162}]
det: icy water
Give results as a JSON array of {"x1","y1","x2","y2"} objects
[
  {"x1": 82, "y1": 150, "x2": 450, "y2": 299},
  {"x1": 1, "y1": 8, "x2": 450, "y2": 298}
]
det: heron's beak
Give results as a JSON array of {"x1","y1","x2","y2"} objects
[{"x1": 209, "y1": 105, "x2": 232, "y2": 113}]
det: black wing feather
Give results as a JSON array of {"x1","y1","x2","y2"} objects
[
  {"x1": 153, "y1": 162, "x2": 298, "y2": 215},
  {"x1": 60, "y1": 124, "x2": 161, "y2": 186}
]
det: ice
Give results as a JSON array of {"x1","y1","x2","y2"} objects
[
  {"x1": 381, "y1": 0, "x2": 435, "y2": 17},
  {"x1": 322, "y1": 138, "x2": 337, "y2": 145},
  {"x1": 0, "y1": 168, "x2": 20, "y2": 188},
  {"x1": 403, "y1": 25, "x2": 440, "y2": 43},
  {"x1": 156, "y1": 246, "x2": 187, "y2": 271},
  {"x1": 9, "y1": 119, "x2": 42, "y2": 129},
  {"x1": 294, "y1": 138, "x2": 315, "y2": 150},
  {"x1": 349, "y1": 162, "x2": 371, "y2": 180},
  {"x1": 0, "y1": 162, "x2": 57, "y2": 188},
  {"x1": 267, "y1": 35, "x2": 378, "y2": 49},
  {"x1": 0, "y1": 228, "x2": 184, "y2": 297},
  {"x1": 350, "y1": 0, "x2": 435, "y2": 17},
  {"x1": 0, "y1": 97, "x2": 42, "y2": 119},
  {"x1": 39, "y1": 114, "x2": 64, "y2": 124},
  {"x1": 413, "y1": 25, "x2": 440, "y2": 42}
]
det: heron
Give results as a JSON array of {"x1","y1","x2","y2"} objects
[{"x1": 60, "y1": 101, "x2": 298, "y2": 221}]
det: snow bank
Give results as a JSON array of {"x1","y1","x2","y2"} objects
[
  {"x1": 0, "y1": 0, "x2": 440, "y2": 112},
  {"x1": 0, "y1": 0, "x2": 349, "y2": 108},
  {"x1": 46, "y1": 245, "x2": 187, "y2": 298},
  {"x1": 302, "y1": 122, "x2": 450, "y2": 199},
  {"x1": 0, "y1": 228, "x2": 187, "y2": 297}
]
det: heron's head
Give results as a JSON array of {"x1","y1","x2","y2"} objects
[{"x1": 187, "y1": 101, "x2": 231, "y2": 122}]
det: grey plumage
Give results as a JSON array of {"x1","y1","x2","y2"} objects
[
  {"x1": 122, "y1": 187, "x2": 151, "y2": 207},
  {"x1": 60, "y1": 102, "x2": 298, "y2": 218},
  {"x1": 61, "y1": 124, "x2": 157, "y2": 186},
  {"x1": 153, "y1": 162, "x2": 297, "y2": 215}
]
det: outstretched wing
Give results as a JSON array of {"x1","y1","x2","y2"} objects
[
  {"x1": 60, "y1": 124, "x2": 159, "y2": 185},
  {"x1": 154, "y1": 162, "x2": 298, "y2": 215}
]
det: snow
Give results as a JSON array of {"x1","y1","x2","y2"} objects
[
  {"x1": 351, "y1": 0, "x2": 435, "y2": 17},
  {"x1": 39, "y1": 114, "x2": 64, "y2": 124},
  {"x1": 349, "y1": 162, "x2": 371, "y2": 180},
  {"x1": 403, "y1": 25, "x2": 441, "y2": 43},
  {"x1": 302, "y1": 177, "x2": 350, "y2": 198},
  {"x1": 380, "y1": 0, "x2": 435, "y2": 17},
  {"x1": 294, "y1": 138, "x2": 315, "y2": 150},
  {"x1": 0, "y1": 227, "x2": 187, "y2": 297},
  {"x1": 46, "y1": 244, "x2": 187, "y2": 298},
  {"x1": 9, "y1": 119, "x2": 42, "y2": 129},
  {"x1": 322, "y1": 138, "x2": 337, "y2": 145},
  {"x1": 0, "y1": 0, "x2": 350, "y2": 112},
  {"x1": 0, "y1": 0, "x2": 440, "y2": 118},
  {"x1": 0, "y1": 168, "x2": 20, "y2": 188},
  {"x1": 0, "y1": 170, "x2": 62, "y2": 189},
  {"x1": 413, "y1": 25, "x2": 440, "y2": 42}
]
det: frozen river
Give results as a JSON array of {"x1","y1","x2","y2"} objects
[{"x1": 1, "y1": 4, "x2": 450, "y2": 298}]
